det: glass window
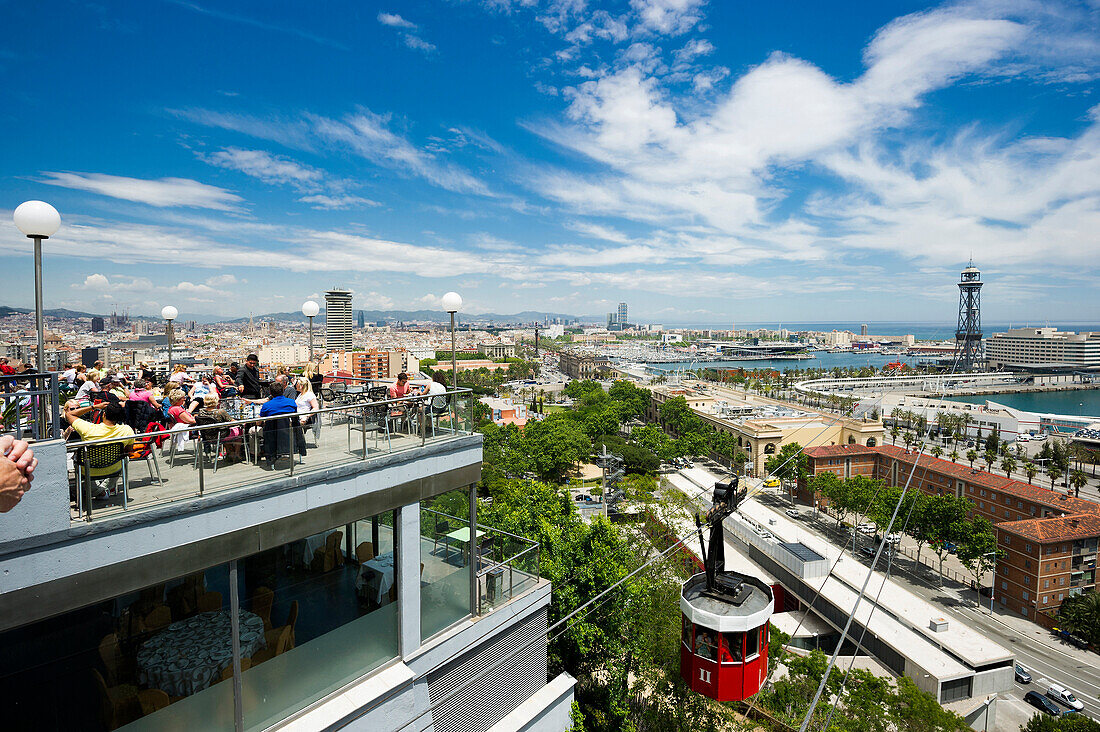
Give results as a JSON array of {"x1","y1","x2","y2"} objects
[
  {"x1": 745, "y1": 624, "x2": 760, "y2": 658},
  {"x1": 0, "y1": 565, "x2": 237, "y2": 731},
  {"x1": 682, "y1": 617, "x2": 693, "y2": 651},
  {"x1": 421, "y1": 490, "x2": 474, "y2": 640},
  {"x1": 237, "y1": 512, "x2": 399, "y2": 731},
  {"x1": 721, "y1": 632, "x2": 743, "y2": 663},
  {"x1": 694, "y1": 629, "x2": 718, "y2": 662}
]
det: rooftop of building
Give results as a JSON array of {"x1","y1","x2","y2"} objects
[
  {"x1": 804, "y1": 444, "x2": 880, "y2": 459},
  {"x1": 997, "y1": 513, "x2": 1100, "y2": 543}
]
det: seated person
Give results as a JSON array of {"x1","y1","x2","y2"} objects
[
  {"x1": 166, "y1": 388, "x2": 197, "y2": 452},
  {"x1": 213, "y1": 366, "x2": 237, "y2": 397},
  {"x1": 195, "y1": 393, "x2": 243, "y2": 461},
  {"x1": 387, "y1": 372, "x2": 424, "y2": 431},
  {"x1": 168, "y1": 364, "x2": 189, "y2": 385},
  {"x1": 294, "y1": 377, "x2": 319, "y2": 427},
  {"x1": 259, "y1": 382, "x2": 303, "y2": 462},
  {"x1": 126, "y1": 379, "x2": 158, "y2": 406},
  {"x1": 75, "y1": 370, "x2": 102, "y2": 403},
  {"x1": 63, "y1": 400, "x2": 135, "y2": 498},
  {"x1": 186, "y1": 375, "x2": 217, "y2": 412}
]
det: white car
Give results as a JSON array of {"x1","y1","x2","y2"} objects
[
  {"x1": 1047, "y1": 683, "x2": 1085, "y2": 711},
  {"x1": 785, "y1": 508, "x2": 800, "y2": 519},
  {"x1": 1016, "y1": 434, "x2": 1030, "y2": 443},
  {"x1": 857, "y1": 522, "x2": 877, "y2": 535},
  {"x1": 884, "y1": 533, "x2": 902, "y2": 545}
]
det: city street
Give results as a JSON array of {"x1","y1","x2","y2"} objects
[{"x1": 752, "y1": 486, "x2": 1100, "y2": 725}]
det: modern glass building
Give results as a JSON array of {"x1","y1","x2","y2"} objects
[
  {"x1": 325, "y1": 289, "x2": 353, "y2": 351},
  {"x1": 0, "y1": 387, "x2": 573, "y2": 731}
]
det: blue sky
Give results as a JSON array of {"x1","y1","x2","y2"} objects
[{"x1": 1, "y1": 0, "x2": 1098, "y2": 324}]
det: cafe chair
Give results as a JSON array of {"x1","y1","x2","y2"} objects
[
  {"x1": 143, "y1": 605, "x2": 172, "y2": 632},
  {"x1": 137, "y1": 688, "x2": 171, "y2": 717},
  {"x1": 284, "y1": 600, "x2": 299, "y2": 649},
  {"x1": 252, "y1": 586, "x2": 275, "y2": 631},
  {"x1": 355, "y1": 542, "x2": 375, "y2": 563},
  {"x1": 92, "y1": 668, "x2": 143, "y2": 730},
  {"x1": 197, "y1": 591, "x2": 222, "y2": 613},
  {"x1": 252, "y1": 625, "x2": 293, "y2": 664},
  {"x1": 311, "y1": 531, "x2": 344, "y2": 573},
  {"x1": 427, "y1": 393, "x2": 453, "y2": 437},
  {"x1": 347, "y1": 400, "x2": 389, "y2": 455},
  {"x1": 218, "y1": 657, "x2": 251, "y2": 682},
  {"x1": 74, "y1": 441, "x2": 129, "y2": 518},
  {"x1": 128, "y1": 424, "x2": 163, "y2": 486},
  {"x1": 98, "y1": 632, "x2": 134, "y2": 686}
]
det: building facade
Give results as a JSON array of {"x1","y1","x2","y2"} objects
[
  {"x1": 325, "y1": 289, "x2": 354, "y2": 351},
  {"x1": 477, "y1": 342, "x2": 516, "y2": 360},
  {"x1": 323, "y1": 349, "x2": 419, "y2": 380},
  {"x1": 801, "y1": 444, "x2": 1100, "y2": 625},
  {"x1": 986, "y1": 328, "x2": 1100, "y2": 369},
  {"x1": 0, "y1": 393, "x2": 573, "y2": 731}
]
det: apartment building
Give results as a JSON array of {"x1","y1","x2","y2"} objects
[
  {"x1": 323, "y1": 349, "x2": 420, "y2": 380},
  {"x1": 0, "y1": 381, "x2": 572, "y2": 731},
  {"x1": 801, "y1": 444, "x2": 1100, "y2": 626}
]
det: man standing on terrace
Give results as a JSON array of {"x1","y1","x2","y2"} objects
[{"x1": 237, "y1": 354, "x2": 263, "y2": 399}]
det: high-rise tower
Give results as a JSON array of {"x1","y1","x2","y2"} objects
[
  {"x1": 325, "y1": 289, "x2": 353, "y2": 351},
  {"x1": 952, "y1": 261, "x2": 983, "y2": 371},
  {"x1": 617, "y1": 301, "x2": 628, "y2": 327}
]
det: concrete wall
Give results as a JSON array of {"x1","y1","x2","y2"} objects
[
  {"x1": 0, "y1": 438, "x2": 69, "y2": 543},
  {"x1": 971, "y1": 666, "x2": 1013, "y2": 698}
]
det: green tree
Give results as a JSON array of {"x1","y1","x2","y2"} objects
[
  {"x1": 1057, "y1": 592, "x2": 1100, "y2": 648},
  {"x1": 923, "y1": 494, "x2": 971, "y2": 583},
  {"x1": 985, "y1": 425, "x2": 1000, "y2": 454},
  {"x1": 983, "y1": 449, "x2": 997, "y2": 472},
  {"x1": 930, "y1": 445, "x2": 943, "y2": 460},
  {"x1": 1023, "y1": 713, "x2": 1100, "y2": 731},
  {"x1": 949, "y1": 449, "x2": 960, "y2": 463},
  {"x1": 957, "y1": 516, "x2": 999, "y2": 604},
  {"x1": 1071, "y1": 471, "x2": 1088, "y2": 498},
  {"x1": 966, "y1": 449, "x2": 978, "y2": 469},
  {"x1": 1048, "y1": 465, "x2": 1063, "y2": 491},
  {"x1": 1001, "y1": 455, "x2": 1017, "y2": 478},
  {"x1": 765, "y1": 442, "x2": 808, "y2": 498},
  {"x1": 893, "y1": 675, "x2": 969, "y2": 731},
  {"x1": 890, "y1": 424, "x2": 900, "y2": 445},
  {"x1": 608, "y1": 380, "x2": 651, "y2": 420},
  {"x1": 523, "y1": 414, "x2": 592, "y2": 483},
  {"x1": 630, "y1": 424, "x2": 671, "y2": 460},
  {"x1": 1025, "y1": 462, "x2": 1038, "y2": 484}
]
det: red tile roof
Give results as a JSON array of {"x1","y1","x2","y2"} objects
[
  {"x1": 804, "y1": 445, "x2": 878, "y2": 459},
  {"x1": 874, "y1": 444, "x2": 1100, "y2": 516},
  {"x1": 997, "y1": 513, "x2": 1100, "y2": 542}
]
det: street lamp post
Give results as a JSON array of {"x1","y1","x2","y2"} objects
[
  {"x1": 983, "y1": 551, "x2": 998, "y2": 615},
  {"x1": 441, "y1": 292, "x2": 462, "y2": 391},
  {"x1": 161, "y1": 306, "x2": 178, "y2": 374},
  {"x1": 13, "y1": 201, "x2": 61, "y2": 372},
  {"x1": 302, "y1": 300, "x2": 319, "y2": 360}
]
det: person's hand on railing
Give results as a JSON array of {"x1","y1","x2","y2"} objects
[{"x1": 0, "y1": 435, "x2": 37, "y2": 513}]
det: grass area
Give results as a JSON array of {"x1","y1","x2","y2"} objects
[{"x1": 542, "y1": 404, "x2": 568, "y2": 413}]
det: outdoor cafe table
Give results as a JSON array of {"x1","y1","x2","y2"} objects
[
  {"x1": 442, "y1": 526, "x2": 487, "y2": 564},
  {"x1": 136, "y1": 610, "x2": 265, "y2": 698}
]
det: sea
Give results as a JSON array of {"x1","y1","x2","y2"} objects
[{"x1": 657, "y1": 321, "x2": 1100, "y2": 341}]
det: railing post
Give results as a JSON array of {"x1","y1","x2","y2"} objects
[
  {"x1": 228, "y1": 559, "x2": 244, "y2": 732},
  {"x1": 197, "y1": 438, "x2": 205, "y2": 497},
  {"x1": 469, "y1": 484, "x2": 478, "y2": 617}
]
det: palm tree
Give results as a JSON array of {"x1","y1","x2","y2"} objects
[
  {"x1": 949, "y1": 449, "x2": 960, "y2": 463},
  {"x1": 983, "y1": 449, "x2": 997, "y2": 472},
  {"x1": 1001, "y1": 455, "x2": 1017, "y2": 478},
  {"x1": 1048, "y1": 466, "x2": 1063, "y2": 491},
  {"x1": 966, "y1": 449, "x2": 978, "y2": 469},
  {"x1": 1024, "y1": 462, "x2": 1038, "y2": 484},
  {"x1": 1071, "y1": 471, "x2": 1088, "y2": 498},
  {"x1": 903, "y1": 431, "x2": 915, "y2": 451},
  {"x1": 890, "y1": 425, "x2": 900, "y2": 445},
  {"x1": 931, "y1": 445, "x2": 944, "y2": 460},
  {"x1": 1058, "y1": 592, "x2": 1100, "y2": 647}
]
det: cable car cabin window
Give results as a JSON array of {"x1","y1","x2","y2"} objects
[
  {"x1": 721, "y1": 632, "x2": 743, "y2": 664},
  {"x1": 745, "y1": 625, "x2": 760, "y2": 659},
  {"x1": 682, "y1": 616, "x2": 693, "y2": 651},
  {"x1": 694, "y1": 629, "x2": 719, "y2": 662}
]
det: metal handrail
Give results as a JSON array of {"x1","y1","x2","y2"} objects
[
  {"x1": 1, "y1": 371, "x2": 61, "y2": 440},
  {"x1": 421, "y1": 507, "x2": 539, "y2": 546},
  {"x1": 62, "y1": 387, "x2": 475, "y2": 450},
  {"x1": 476, "y1": 542, "x2": 539, "y2": 578}
]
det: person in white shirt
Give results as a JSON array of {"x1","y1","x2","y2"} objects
[
  {"x1": 61, "y1": 364, "x2": 77, "y2": 387},
  {"x1": 294, "y1": 377, "x2": 319, "y2": 426}
]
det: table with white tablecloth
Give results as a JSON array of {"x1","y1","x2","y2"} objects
[
  {"x1": 136, "y1": 610, "x2": 265, "y2": 697},
  {"x1": 299, "y1": 529, "x2": 342, "y2": 567},
  {"x1": 355, "y1": 551, "x2": 395, "y2": 605}
]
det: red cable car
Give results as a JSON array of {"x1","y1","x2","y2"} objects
[{"x1": 681, "y1": 479, "x2": 773, "y2": 702}]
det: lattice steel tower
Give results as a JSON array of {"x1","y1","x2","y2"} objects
[{"x1": 952, "y1": 260, "x2": 983, "y2": 371}]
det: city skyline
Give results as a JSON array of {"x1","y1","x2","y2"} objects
[{"x1": 2, "y1": 0, "x2": 1098, "y2": 322}]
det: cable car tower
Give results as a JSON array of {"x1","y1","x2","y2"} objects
[
  {"x1": 681, "y1": 478, "x2": 773, "y2": 701},
  {"x1": 952, "y1": 260, "x2": 983, "y2": 372}
]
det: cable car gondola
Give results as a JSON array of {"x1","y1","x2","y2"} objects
[{"x1": 680, "y1": 478, "x2": 773, "y2": 702}]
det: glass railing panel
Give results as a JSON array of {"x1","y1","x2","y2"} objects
[
  {"x1": 236, "y1": 514, "x2": 399, "y2": 730},
  {"x1": 420, "y1": 499, "x2": 473, "y2": 639}
]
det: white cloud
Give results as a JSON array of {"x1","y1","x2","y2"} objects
[
  {"x1": 378, "y1": 12, "x2": 416, "y2": 29},
  {"x1": 206, "y1": 273, "x2": 242, "y2": 286},
  {"x1": 203, "y1": 147, "x2": 324, "y2": 189},
  {"x1": 630, "y1": 0, "x2": 705, "y2": 36},
  {"x1": 40, "y1": 172, "x2": 244, "y2": 210},
  {"x1": 297, "y1": 193, "x2": 380, "y2": 210},
  {"x1": 404, "y1": 34, "x2": 437, "y2": 53},
  {"x1": 178, "y1": 107, "x2": 492, "y2": 196}
]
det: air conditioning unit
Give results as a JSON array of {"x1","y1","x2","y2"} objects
[{"x1": 929, "y1": 617, "x2": 949, "y2": 633}]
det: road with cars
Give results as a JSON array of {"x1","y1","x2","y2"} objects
[{"x1": 748, "y1": 486, "x2": 1100, "y2": 727}]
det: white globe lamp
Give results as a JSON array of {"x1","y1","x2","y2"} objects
[{"x1": 14, "y1": 200, "x2": 61, "y2": 379}]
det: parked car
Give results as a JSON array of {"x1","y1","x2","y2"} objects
[
  {"x1": 1048, "y1": 683, "x2": 1085, "y2": 711},
  {"x1": 942, "y1": 541, "x2": 958, "y2": 554},
  {"x1": 1025, "y1": 691, "x2": 1063, "y2": 716},
  {"x1": 859, "y1": 546, "x2": 877, "y2": 560},
  {"x1": 857, "y1": 522, "x2": 877, "y2": 535},
  {"x1": 574, "y1": 494, "x2": 591, "y2": 503},
  {"x1": 1017, "y1": 434, "x2": 1031, "y2": 443},
  {"x1": 1014, "y1": 663, "x2": 1032, "y2": 684},
  {"x1": 884, "y1": 533, "x2": 902, "y2": 545},
  {"x1": 785, "y1": 508, "x2": 800, "y2": 519},
  {"x1": 764, "y1": 477, "x2": 781, "y2": 488}
]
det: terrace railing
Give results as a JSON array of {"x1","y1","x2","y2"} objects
[
  {"x1": 65, "y1": 387, "x2": 478, "y2": 522},
  {"x1": 1, "y1": 371, "x2": 61, "y2": 441}
]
